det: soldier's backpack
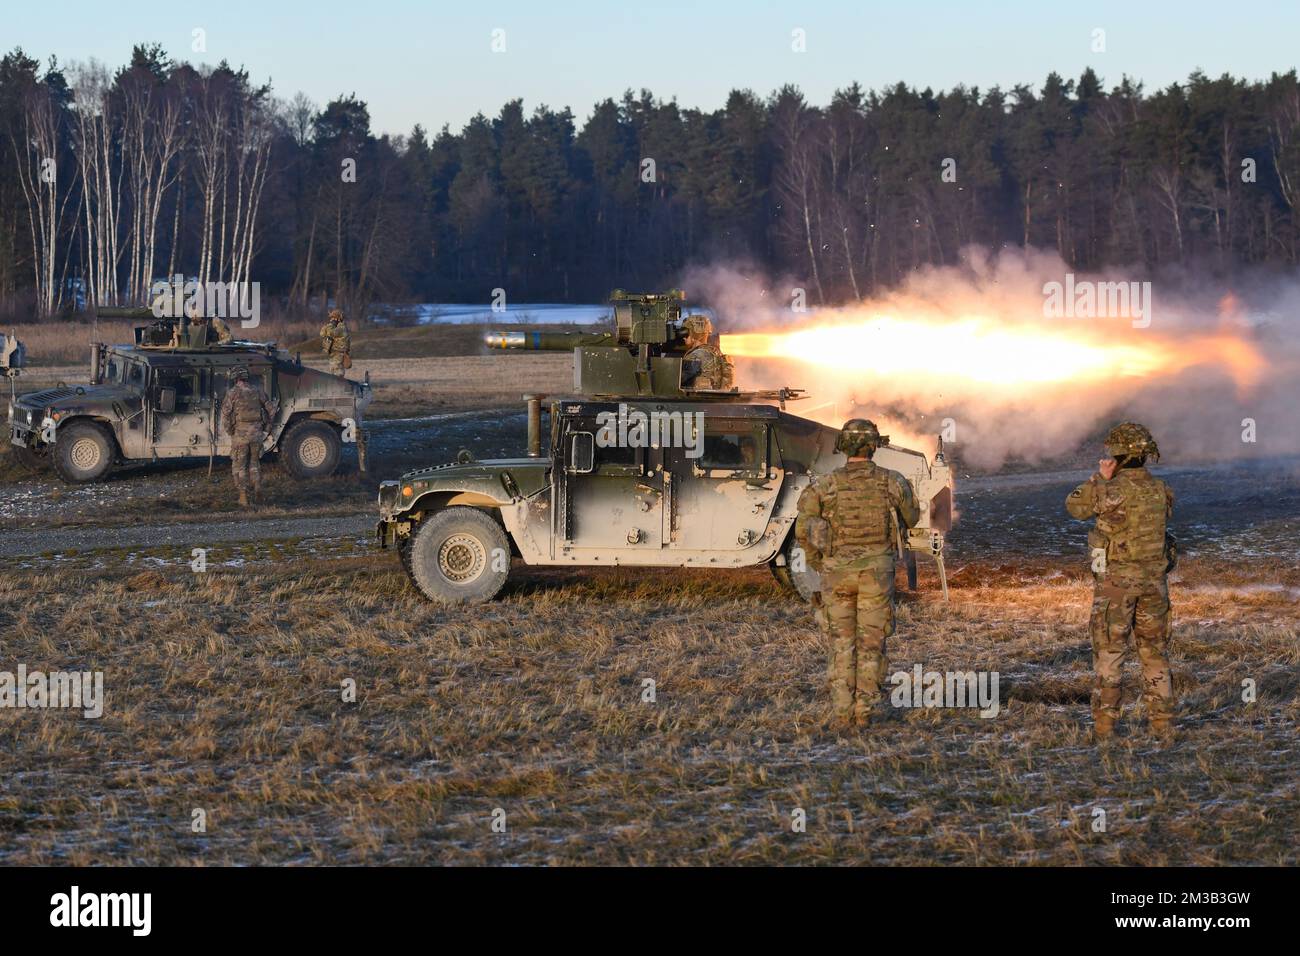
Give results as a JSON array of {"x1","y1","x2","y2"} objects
[{"x1": 823, "y1": 462, "x2": 893, "y2": 559}]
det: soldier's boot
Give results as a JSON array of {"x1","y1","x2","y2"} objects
[
  {"x1": 852, "y1": 653, "x2": 886, "y2": 728},
  {"x1": 238, "y1": 489, "x2": 249, "y2": 508},
  {"x1": 1091, "y1": 683, "x2": 1122, "y2": 743},
  {"x1": 1148, "y1": 712, "x2": 1176, "y2": 742}
]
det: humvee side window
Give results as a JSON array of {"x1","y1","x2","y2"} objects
[
  {"x1": 568, "y1": 432, "x2": 595, "y2": 473},
  {"x1": 126, "y1": 362, "x2": 145, "y2": 387},
  {"x1": 700, "y1": 429, "x2": 765, "y2": 474},
  {"x1": 105, "y1": 359, "x2": 120, "y2": 382},
  {"x1": 154, "y1": 368, "x2": 201, "y2": 412}
]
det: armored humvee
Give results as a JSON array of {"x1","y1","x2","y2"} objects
[
  {"x1": 377, "y1": 290, "x2": 953, "y2": 605},
  {"x1": 7, "y1": 309, "x2": 371, "y2": 483}
]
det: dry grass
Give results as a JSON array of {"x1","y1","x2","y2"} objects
[{"x1": 0, "y1": 550, "x2": 1294, "y2": 865}]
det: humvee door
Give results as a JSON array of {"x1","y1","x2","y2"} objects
[
  {"x1": 558, "y1": 409, "x2": 667, "y2": 550},
  {"x1": 150, "y1": 365, "x2": 218, "y2": 457},
  {"x1": 669, "y1": 416, "x2": 782, "y2": 550}
]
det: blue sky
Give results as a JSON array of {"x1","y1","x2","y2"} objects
[{"x1": 8, "y1": 1, "x2": 1298, "y2": 136}]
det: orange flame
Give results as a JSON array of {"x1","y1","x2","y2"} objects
[{"x1": 722, "y1": 314, "x2": 1265, "y2": 393}]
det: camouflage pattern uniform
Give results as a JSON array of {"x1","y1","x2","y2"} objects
[
  {"x1": 212, "y1": 317, "x2": 233, "y2": 345},
  {"x1": 320, "y1": 310, "x2": 351, "y2": 376},
  {"x1": 796, "y1": 420, "x2": 919, "y2": 727},
  {"x1": 1066, "y1": 422, "x2": 1176, "y2": 739},
  {"x1": 680, "y1": 314, "x2": 734, "y2": 390},
  {"x1": 220, "y1": 369, "x2": 274, "y2": 506}
]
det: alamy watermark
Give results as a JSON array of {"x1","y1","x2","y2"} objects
[
  {"x1": 0, "y1": 665, "x2": 104, "y2": 718},
  {"x1": 890, "y1": 665, "x2": 1001, "y2": 718},
  {"x1": 1042, "y1": 274, "x2": 1152, "y2": 328},
  {"x1": 596, "y1": 403, "x2": 704, "y2": 459}
]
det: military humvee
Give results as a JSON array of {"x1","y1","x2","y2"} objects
[
  {"x1": 7, "y1": 310, "x2": 371, "y2": 483},
  {"x1": 377, "y1": 291, "x2": 953, "y2": 605}
]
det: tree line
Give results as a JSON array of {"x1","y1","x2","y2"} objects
[{"x1": 2, "y1": 43, "x2": 1299, "y2": 320}]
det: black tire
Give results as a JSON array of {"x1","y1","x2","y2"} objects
[
  {"x1": 13, "y1": 443, "x2": 50, "y2": 472},
  {"x1": 279, "y1": 419, "x2": 341, "y2": 479},
  {"x1": 398, "y1": 533, "x2": 414, "y2": 577},
  {"x1": 771, "y1": 532, "x2": 820, "y2": 603},
  {"x1": 405, "y1": 506, "x2": 511, "y2": 605},
  {"x1": 52, "y1": 421, "x2": 115, "y2": 483}
]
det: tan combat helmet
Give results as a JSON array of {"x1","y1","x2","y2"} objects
[
  {"x1": 328, "y1": 308, "x2": 343, "y2": 323},
  {"x1": 231, "y1": 366, "x2": 250, "y2": 383},
  {"x1": 836, "y1": 418, "x2": 889, "y2": 457},
  {"x1": 682, "y1": 314, "x2": 713, "y2": 339},
  {"x1": 1104, "y1": 421, "x2": 1160, "y2": 464}
]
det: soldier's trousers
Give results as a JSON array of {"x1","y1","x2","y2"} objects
[
  {"x1": 822, "y1": 560, "x2": 896, "y2": 722},
  {"x1": 1089, "y1": 570, "x2": 1173, "y2": 722},
  {"x1": 230, "y1": 430, "x2": 264, "y2": 494},
  {"x1": 329, "y1": 355, "x2": 346, "y2": 376}
]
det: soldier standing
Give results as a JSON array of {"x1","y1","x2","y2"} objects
[
  {"x1": 220, "y1": 367, "x2": 274, "y2": 508},
  {"x1": 680, "y1": 314, "x2": 734, "y2": 390},
  {"x1": 1066, "y1": 422, "x2": 1177, "y2": 742},
  {"x1": 320, "y1": 309, "x2": 351, "y2": 376},
  {"x1": 796, "y1": 419, "x2": 920, "y2": 729}
]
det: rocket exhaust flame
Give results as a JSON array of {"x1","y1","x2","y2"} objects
[
  {"x1": 721, "y1": 314, "x2": 1265, "y2": 393},
  {"x1": 686, "y1": 253, "x2": 1295, "y2": 468}
]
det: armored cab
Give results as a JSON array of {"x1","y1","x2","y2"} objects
[
  {"x1": 377, "y1": 290, "x2": 953, "y2": 605},
  {"x1": 8, "y1": 304, "x2": 372, "y2": 483}
]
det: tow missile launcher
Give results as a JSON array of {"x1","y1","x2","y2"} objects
[{"x1": 377, "y1": 290, "x2": 953, "y2": 606}]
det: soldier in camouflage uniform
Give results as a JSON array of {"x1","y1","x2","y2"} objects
[
  {"x1": 680, "y1": 314, "x2": 734, "y2": 390},
  {"x1": 1066, "y1": 422, "x2": 1177, "y2": 742},
  {"x1": 796, "y1": 420, "x2": 920, "y2": 729},
  {"x1": 320, "y1": 309, "x2": 351, "y2": 376},
  {"x1": 219, "y1": 366, "x2": 274, "y2": 508},
  {"x1": 211, "y1": 316, "x2": 233, "y2": 345}
]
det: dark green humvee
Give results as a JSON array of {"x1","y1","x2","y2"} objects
[{"x1": 7, "y1": 313, "x2": 371, "y2": 483}]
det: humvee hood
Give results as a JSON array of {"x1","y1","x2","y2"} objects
[
  {"x1": 15, "y1": 384, "x2": 139, "y2": 410},
  {"x1": 389, "y1": 458, "x2": 553, "y2": 503},
  {"x1": 401, "y1": 457, "x2": 550, "y2": 485}
]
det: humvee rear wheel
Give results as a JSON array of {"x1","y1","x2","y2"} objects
[
  {"x1": 53, "y1": 421, "x2": 114, "y2": 483},
  {"x1": 406, "y1": 507, "x2": 510, "y2": 605},
  {"x1": 281, "y1": 420, "x2": 341, "y2": 479}
]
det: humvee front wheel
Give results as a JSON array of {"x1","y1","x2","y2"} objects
[
  {"x1": 53, "y1": 421, "x2": 115, "y2": 483},
  {"x1": 14, "y1": 443, "x2": 50, "y2": 472},
  {"x1": 406, "y1": 507, "x2": 510, "y2": 605},
  {"x1": 280, "y1": 419, "x2": 342, "y2": 479}
]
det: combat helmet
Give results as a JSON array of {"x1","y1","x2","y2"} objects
[
  {"x1": 682, "y1": 314, "x2": 713, "y2": 339},
  {"x1": 231, "y1": 366, "x2": 250, "y2": 382},
  {"x1": 1104, "y1": 422, "x2": 1160, "y2": 464},
  {"x1": 836, "y1": 418, "x2": 888, "y2": 457},
  {"x1": 328, "y1": 308, "x2": 343, "y2": 322}
]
